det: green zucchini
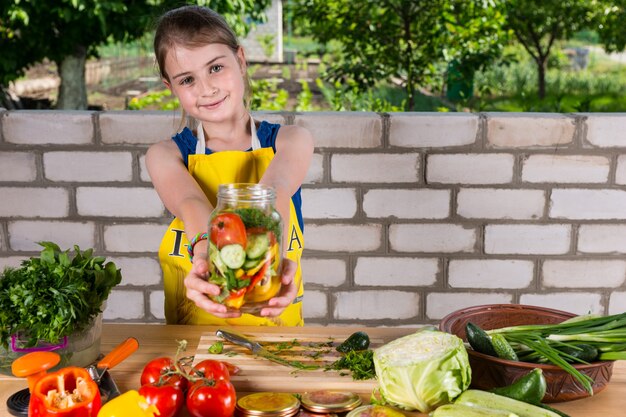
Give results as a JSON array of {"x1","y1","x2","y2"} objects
[
  {"x1": 539, "y1": 403, "x2": 572, "y2": 417},
  {"x1": 490, "y1": 368, "x2": 546, "y2": 405},
  {"x1": 336, "y1": 331, "x2": 370, "y2": 353},
  {"x1": 557, "y1": 344, "x2": 598, "y2": 363},
  {"x1": 491, "y1": 334, "x2": 519, "y2": 361},
  {"x1": 455, "y1": 390, "x2": 561, "y2": 417},
  {"x1": 466, "y1": 322, "x2": 498, "y2": 357},
  {"x1": 431, "y1": 403, "x2": 520, "y2": 417}
]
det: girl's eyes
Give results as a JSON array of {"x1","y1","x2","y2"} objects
[
  {"x1": 177, "y1": 64, "x2": 224, "y2": 86},
  {"x1": 209, "y1": 64, "x2": 223, "y2": 74},
  {"x1": 180, "y1": 76, "x2": 194, "y2": 85}
]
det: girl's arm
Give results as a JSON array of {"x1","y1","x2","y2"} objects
[
  {"x1": 258, "y1": 125, "x2": 314, "y2": 316},
  {"x1": 146, "y1": 140, "x2": 240, "y2": 317}
]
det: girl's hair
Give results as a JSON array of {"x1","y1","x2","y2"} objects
[{"x1": 154, "y1": 5, "x2": 251, "y2": 107}]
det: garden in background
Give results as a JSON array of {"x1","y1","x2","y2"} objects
[{"x1": 3, "y1": 1, "x2": 626, "y2": 113}]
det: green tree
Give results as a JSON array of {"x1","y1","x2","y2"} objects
[
  {"x1": 595, "y1": 0, "x2": 626, "y2": 53},
  {"x1": 0, "y1": 0, "x2": 271, "y2": 110},
  {"x1": 291, "y1": 0, "x2": 506, "y2": 110},
  {"x1": 292, "y1": 0, "x2": 445, "y2": 111},
  {"x1": 502, "y1": 0, "x2": 596, "y2": 99},
  {"x1": 441, "y1": 0, "x2": 509, "y2": 101}
]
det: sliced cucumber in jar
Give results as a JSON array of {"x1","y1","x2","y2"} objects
[
  {"x1": 246, "y1": 233, "x2": 270, "y2": 259},
  {"x1": 220, "y1": 244, "x2": 246, "y2": 269},
  {"x1": 243, "y1": 257, "x2": 262, "y2": 270}
]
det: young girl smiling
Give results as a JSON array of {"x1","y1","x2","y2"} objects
[{"x1": 147, "y1": 5, "x2": 313, "y2": 326}]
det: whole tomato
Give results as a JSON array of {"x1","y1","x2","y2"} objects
[
  {"x1": 140, "y1": 357, "x2": 188, "y2": 392},
  {"x1": 210, "y1": 213, "x2": 247, "y2": 249},
  {"x1": 191, "y1": 359, "x2": 237, "y2": 382},
  {"x1": 186, "y1": 379, "x2": 236, "y2": 417},
  {"x1": 138, "y1": 382, "x2": 184, "y2": 417}
]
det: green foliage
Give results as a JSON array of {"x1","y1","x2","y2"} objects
[
  {"x1": 0, "y1": 242, "x2": 121, "y2": 349},
  {"x1": 0, "y1": 0, "x2": 273, "y2": 107},
  {"x1": 127, "y1": 89, "x2": 179, "y2": 111},
  {"x1": 250, "y1": 78, "x2": 289, "y2": 111},
  {"x1": 257, "y1": 34, "x2": 276, "y2": 59},
  {"x1": 316, "y1": 78, "x2": 404, "y2": 112}
]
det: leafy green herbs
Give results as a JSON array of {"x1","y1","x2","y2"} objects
[
  {"x1": 233, "y1": 207, "x2": 281, "y2": 241},
  {"x1": 0, "y1": 242, "x2": 121, "y2": 349},
  {"x1": 328, "y1": 349, "x2": 376, "y2": 380}
]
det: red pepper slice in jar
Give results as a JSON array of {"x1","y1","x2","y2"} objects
[{"x1": 29, "y1": 366, "x2": 101, "y2": 417}]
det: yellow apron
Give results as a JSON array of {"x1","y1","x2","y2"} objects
[{"x1": 158, "y1": 122, "x2": 304, "y2": 326}]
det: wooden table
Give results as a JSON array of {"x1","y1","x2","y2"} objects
[{"x1": 2, "y1": 324, "x2": 625, "y2": 416}]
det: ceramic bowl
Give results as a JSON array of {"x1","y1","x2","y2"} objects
[{"x1": 439, "y1": 304, "x2": 614, "y2": 403}]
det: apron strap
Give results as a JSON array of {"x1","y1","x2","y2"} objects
[{"x1": 195, "y1": 115, "x2": 261, "y2": 154}]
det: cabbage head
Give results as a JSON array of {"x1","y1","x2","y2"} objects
[{"x1": 373, "y1": 329, "x2": 471, "y2": 413}]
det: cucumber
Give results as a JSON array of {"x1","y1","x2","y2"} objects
[
  {"x1": 246, "y1": 233, "x2": 270, "y2": 259},
  {"x1": 455, "y1": 390, "x2": 561, "y2": 417},
  {"x1": 243, "y1": 257, "x2": 262, "y2": 270},
  {"x1": 432, "y1": 403, "x2": 520, "y2": 417},
  {"x1": 466, "y1": 322, "x2": 498, "y2": 357},
  {"x1": 219, "y1": 244, "x2": 246, "y2": 269},
  {"x1": 491, "y1": 368, "x2": 547, "y2": 405},
  {"x1": 491, "y1": 334, "x2": 519, "y2": 361}
]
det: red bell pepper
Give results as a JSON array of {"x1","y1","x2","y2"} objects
[{"x1": 29, "y1": 366, "x2": 101, "y2": 417}]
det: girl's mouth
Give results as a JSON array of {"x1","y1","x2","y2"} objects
[{"x1": 200, "y1": 96, "x2": 227, "y2": 110}]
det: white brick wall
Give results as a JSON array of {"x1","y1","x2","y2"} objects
[
  {"x1": 0, "y1": 152, "x2": 37, "y2": 181},
  {"x1": 9, "y1": 220, "x2": 95, "y2": 251},
  {"x1": 0, "y1": 187, "x2": 69, "y2": 217},
  {"x1": 485, "y1": 224, "x2": 571, "y2": 255},
  {"x1": 542, "y1": 260, "x2": 626, "y2": 288},
  {"x1": 487, "y1": 113, "x2": 575, "y2": 147},
  {"x1": 522, "y1": 155, "x2": 610, "y2": 183},
  {"x1": 389, "y1": 113, "x2": 478, "y2": 147},
  {"x1": 578, "y1": 225, "x2": 626, "y2": 253},
  {"x1": 332, "y1": 153, "x2": 419, "y2": 183},
  {"x1": 427, "y1": 154, "x2": 514, "y2": 184},
  {"x1": 550, "y1": 189, "x2": 626, "y2": 219},
  {"x1": 334, "y1": 291, "x2": 419, "y2": 320},
  {"x1": 448, "y1": 259, "x2": 534, "y2": 289},
  {"x1": 354, "y1": 257, "x2": 438, "y2": 287},
  {"x1": 305, "y1": 224, "x2": 381, "y2": 252},
  {"x1": 44, "y1": 152, "x2": 133, "y2": 182},
  {"x1": 364, "y1": 189, "x2": 450, "y2": 219},
  {"x1": 426, "y1": 292, "x2": 513, "y2": 320},
  {"x1": 390, "y1": 224, "x2": 476, "y2": 253},
  {"x1": 302, "y1": 188, "x2": 357, "y2": 219},
  {"x1": 2, "y1": 111, "x2": 626, "y2": 325},
  {"x1": 457, "y1": 188, "x2": 544, "y2": 220},
  {"x1": 519, "y1": 293, "x2": 603, "y2": 315},
  {"x1": 76, "y1": 187, "x2": 164, "y2": 217}
]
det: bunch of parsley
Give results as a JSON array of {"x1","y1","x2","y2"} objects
[{"x1": 0, "y1": 242, "x2": 121, "y2": 349}]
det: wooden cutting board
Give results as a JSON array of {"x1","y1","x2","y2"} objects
[{"x1": 193, "y1": 327, "x2": 403, "y2": 394}]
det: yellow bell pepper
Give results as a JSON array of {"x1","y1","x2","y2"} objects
[{"x1": 97, "y1": 390, "x2": 159, "y2": 417}]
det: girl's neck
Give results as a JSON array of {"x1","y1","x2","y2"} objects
[{"x1": 201, "y1": 111, "x2": 251, "y2": 152}]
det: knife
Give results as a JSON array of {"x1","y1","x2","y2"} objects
[{"x1": 216, "y1": 329, "x2": 319, "y2": 370}]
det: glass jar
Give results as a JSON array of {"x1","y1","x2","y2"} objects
[{"x1": 207, "y1": 183, "x2": 283, "y2": 312}]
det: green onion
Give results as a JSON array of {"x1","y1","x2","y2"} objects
[{"x1": 486, "y1": 312, "x2": 626, "y2": 395}]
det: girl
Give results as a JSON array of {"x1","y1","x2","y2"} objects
[{"x1": 146, "y1": 5, "x2": 313, "y2": 326}]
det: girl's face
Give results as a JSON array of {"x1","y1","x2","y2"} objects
[{"x1": 164, "y1": 43, "x2": 247, "y2": 123}]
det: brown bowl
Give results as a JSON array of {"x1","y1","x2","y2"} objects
[{"x1": 439, "y1": 304, "x2": 614, "y2": 403}]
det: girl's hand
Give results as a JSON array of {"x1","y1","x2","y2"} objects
[
  {"x1": 184, "y1": 256, "x2": 242, "y2": 318},
  {"x1": 260, "y1": 258, "x2": 298, "y2": 317}
]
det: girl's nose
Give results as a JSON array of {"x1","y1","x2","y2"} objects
[{"x1": 199, "y1": 78, "x2": 218, "y2": 96}]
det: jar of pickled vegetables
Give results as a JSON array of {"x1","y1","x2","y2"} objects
[{"x1": 207, "y1": 183, "x2": 282, "y2": 311}]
